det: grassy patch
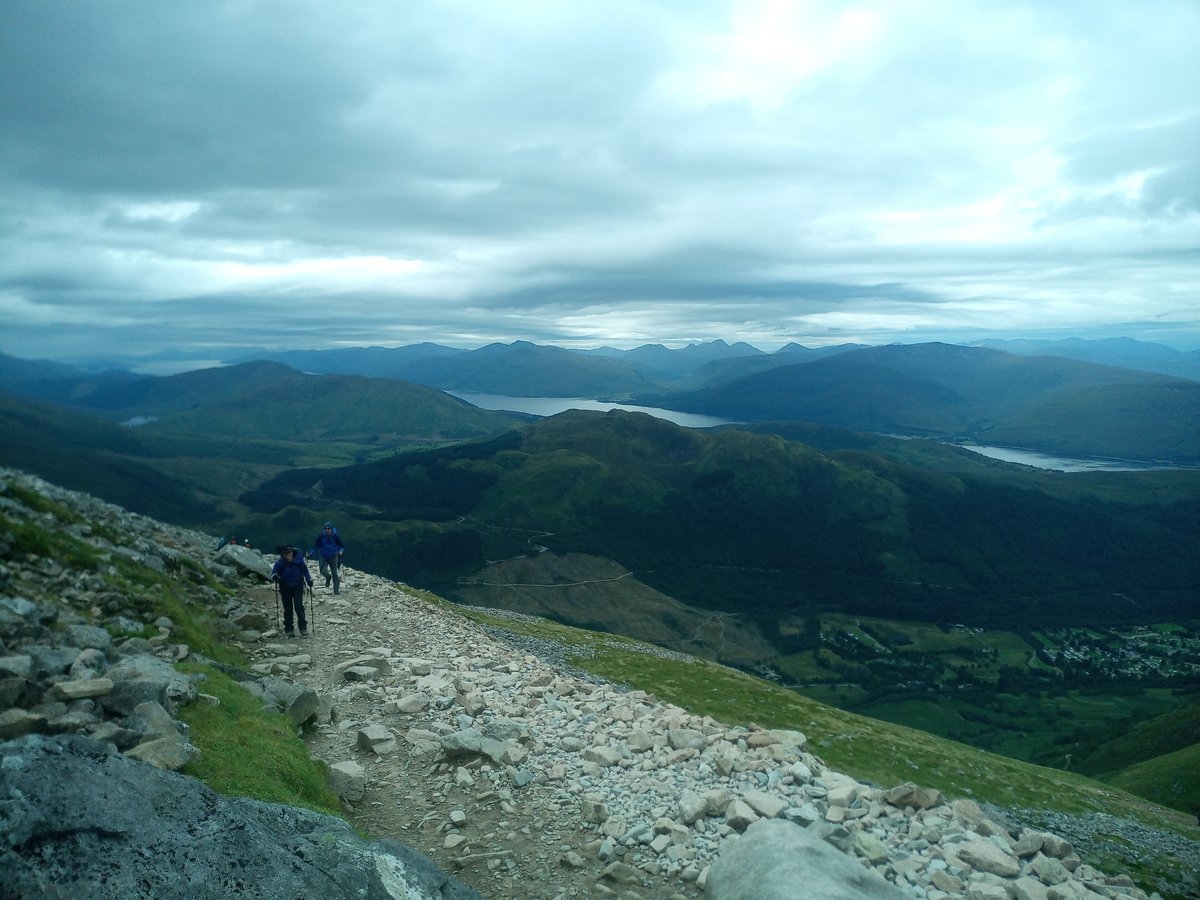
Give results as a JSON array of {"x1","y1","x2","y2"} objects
[{"x1": 179, "y1": 665, "x2": 342, "y2": 816}]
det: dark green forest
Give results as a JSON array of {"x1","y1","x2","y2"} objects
[{"x1": 242, "y1": 409, "x2": 1200, "y2": 631}]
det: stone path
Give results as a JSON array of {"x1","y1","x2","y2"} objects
[{"x1": 239, "y1": 563, "x2": 1179, "y2": 900}]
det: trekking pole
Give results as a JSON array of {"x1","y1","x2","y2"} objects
[
  {"x1": 308, "y1": 583, "x2": 315, "y2": 635},
  {"x1": 273, "y1": 581, "x2": 281, "y2": 633}
]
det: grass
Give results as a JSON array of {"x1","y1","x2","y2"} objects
[
  {"x1": 1109, "y1": 743, "x2": 1200, "y2": 818},
  {"x1": 179, "y1": 664, "x2": 342, "y2": 816}
]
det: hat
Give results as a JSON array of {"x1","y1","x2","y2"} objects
[
  {"x1": 323, "y1": 521, "x2": 333, "y2": 528},
  {"x1": 279, "y1": 545, "x2": 295, "y2": 554}
]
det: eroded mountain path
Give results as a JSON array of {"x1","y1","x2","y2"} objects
[{"x1": 244, "y1": 565, "x2": 691, "y2": 900}]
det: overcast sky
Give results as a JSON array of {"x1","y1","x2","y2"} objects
[{"x1": 1, "y1": 0, "x2": 1198, "y2": 364}]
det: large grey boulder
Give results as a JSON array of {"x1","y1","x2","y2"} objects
[
  {"x1": 0, "y1": 734, "x2": 483, "y2": 900},
  {"x1": 244, "y1": 675, "x2": 320, "y2": 725},
  {"x1": 101, "y1": 653, "x2": 196, "y2": 715},
  {"x1": 705, "y1": 819, "x2": 907, "y2": 900},
  {"x1": 214, "y1": 544, "x2": 271, "y2": 581}
]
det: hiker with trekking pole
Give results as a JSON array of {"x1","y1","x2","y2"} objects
[
  {"x1": 270, "y1": 545, "x2": 313, "y2": 638},
  {"x1": 307, "y1": 521, "x2": 345, "y2": 595}
]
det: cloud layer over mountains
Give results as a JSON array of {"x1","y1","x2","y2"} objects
[{"x1": 1, "y1": 0, "x2": 1198, "y2": 360}]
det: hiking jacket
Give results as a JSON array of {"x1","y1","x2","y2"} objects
[
  {"x1": 311, "y1": 530, "x2": 345, "y2": 559},
  {"x1": 271, "y1": 555, "x2": 312, "y2": 588}
]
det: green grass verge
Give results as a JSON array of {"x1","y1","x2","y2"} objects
[
  {"x1": 179, "y1": 664, "x2": 342, "y2": 816},
  {"x1": 1108, "y1": 743, "x2": 1200, "y2": 819}
]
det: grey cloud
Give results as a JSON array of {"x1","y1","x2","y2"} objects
[{"x1": 1, "y1": 0, "x2": 1198, "y2": 361}]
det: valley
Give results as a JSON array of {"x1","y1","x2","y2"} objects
[{"x1": 2, "y1": 337, "x2": 1198, "y2": 824}]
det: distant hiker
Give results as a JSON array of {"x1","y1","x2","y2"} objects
[
  {"x1": 243, "y1": 538, "x2": 251, "y2": 548},
  {"x1": 215, "y1": 536, "x2": 228, "y2": 551},
  {"x1": 270, "y1": 546, "x2": 312, "y2": 637},
  {"x1": 309, "y1": 521, "x2": 345, "y2": 594}
]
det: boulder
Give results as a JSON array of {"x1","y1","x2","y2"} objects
[
  {"x1": 214, "y1": 544, "x2": 271, "y2": 581},
  {"x1": 705, "y1": 819, "x2": 906, "y2": 899},
  {"x1": 101, "y1": 655, "x2": 196, "y2": 716},
  {"x1": 329, "y1": 760, "x2": 367, "y2": 802},
  {"x1": 0, "y1": 734, "x2": 482, "y2": 899}
]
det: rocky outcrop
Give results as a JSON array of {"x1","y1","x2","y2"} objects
[{"x1": 0, "y1": 733, "x2": 482, "y2": 900}]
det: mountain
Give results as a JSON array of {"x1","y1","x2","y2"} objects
[
  {"x1": 224, "y1": 342, "x2": 466, "y2": 379},
  {"x1": 240, "y1": 408, "x2": 1200, "y2": 634},
  {"x1": 383, "y1": 341, "x2": 662, "y2": 397},
  {"x1": 974, "y1": 337, "x2": 1200, "y2": 382},
  {"x1": 5, "y1": 360, "x2": 520, "y2": 443},
  {"x1": 601, "y1": 339, "x2": 768, "y2": 381},
  {"x1": 661, "y1": 342, "x2": 1200, "y2": 464},
  {"x1": 0, "y1": 392, "x2": 223, "y2": 523},
  {"x1": 227, "y1": 341, "x2": 662, "y2": 398},
  {"x1": 0, "y1": 351, "x2": 86, "y2": 382},
  {"x1": 664, "y1": 342, "x2": 865, "y2": 392},
  {"x1": 0, "y1": 362, "x2": 523, "y2": 532},
  {"x1": 225, "y1": 339, "x2": 814, "y2": 396},
  {"x1": 0, "y1": 350, "x2": 148, "y2": 406}
]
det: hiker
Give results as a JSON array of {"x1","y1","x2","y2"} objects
[
  {"x1": 270, "y1": 546, "x2": 312, "y2": 637},
  {"x1": 308, "y1": 521, "x2": 345, "y2": 593}
]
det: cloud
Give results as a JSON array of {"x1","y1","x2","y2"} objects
[{"x1": 1, "y1": 0, "x2": 1198, "y2": 362}]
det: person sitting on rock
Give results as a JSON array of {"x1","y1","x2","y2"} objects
[
  {"x1": 308, "y1": 521, "x2": 345, "y2": 594},
  {"x1": 270, "y1": 546, "x2": 312, "y2": 637}
]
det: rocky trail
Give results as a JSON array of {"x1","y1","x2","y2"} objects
[
  {"x1": 243, "y1": 568, "x2": 696, "y2": 899},
  {"x1": 237, "y1": 561, "x2": 1189, "y2": 900}
]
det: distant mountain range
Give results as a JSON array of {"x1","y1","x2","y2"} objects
[
  {"x1": 6, "y1": 336, "x2": 1198, "y2": 464},
  {"x1": 0, "y1": 356, "x2": 520, "y2": 443},
  {"x1": 661, "y1": 342, "x2": 1200, "y2": 464},
  {"x1": 972, "y1": 337, "x2": 1200, "y2": 381}
]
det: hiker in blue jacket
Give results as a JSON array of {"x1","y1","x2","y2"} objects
[
  {"x1": 270, "y1": 546, "x2": 313, "y2": 637},
  {"x1": 308, "y1": 521, "x2": 345, "y2": 594}
]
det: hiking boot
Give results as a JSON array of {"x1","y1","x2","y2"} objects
[
  {"x1": 325, "y1": 575, "x2": 332, "y2": 587},
  {"x1": 285, "y1": 631, "x2": 296, "y2": 639},
  {"x1": 299, "y1": 628, "x2": 308, "y2": 637}
]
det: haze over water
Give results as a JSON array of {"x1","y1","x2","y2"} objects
[
  {"x1": 957, "y1": 445, "x2": 1193, "y2": 472},
  {"x1": 450, "y1": 393, "x2": 733, "y2": 429}
]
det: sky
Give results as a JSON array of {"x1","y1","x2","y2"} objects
[{"x1": 1, "y1": 0, "x2": 1198, "y2": 366}]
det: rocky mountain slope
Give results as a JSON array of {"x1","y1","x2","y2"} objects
[{"x1": 1, "y1": 467, "x2": 1197, "y2": 899}]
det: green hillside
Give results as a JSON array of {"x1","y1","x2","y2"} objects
[
  {"x1": 242, "y1": 409, "x2": 1200, "y2": 629},
  {"x1": 664, "y1": 343, "x2": 1200, "y2": 464},
  {"x1": 0, "y1": 369, "x2": 520, "y2": 532},
  {"x1": 53, "y1": 360, "x2": 519, "y2": 442},
  {"x1": 0, "y1": 393, "x2": 222, "y2": 523},
  {"x1": 1107, "y1": 743, "x2": 1200, "y2": 819}
]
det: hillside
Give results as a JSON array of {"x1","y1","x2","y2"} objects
[
  {"x1": 661, "y1": 343, "x2": 1200, "y2": 464},
  {"x1": 16, "y1": 359, "x2": 519, "y2": 443},
  {"x1": 974, "y1": 338, "x2": 1200, "y2": 382},
  {"x1": 0, "y1": 392, "x2": 224, "y2": 523},
  {"x1": 2, "y1": 467, "x2": 1198, "y2": 899},
  {"x1": 0, "y1": 367, "x2": 521, "y2": 534},
  {"x1": 241, "y1": 409, "x2": 1200, "y2": 632}
]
